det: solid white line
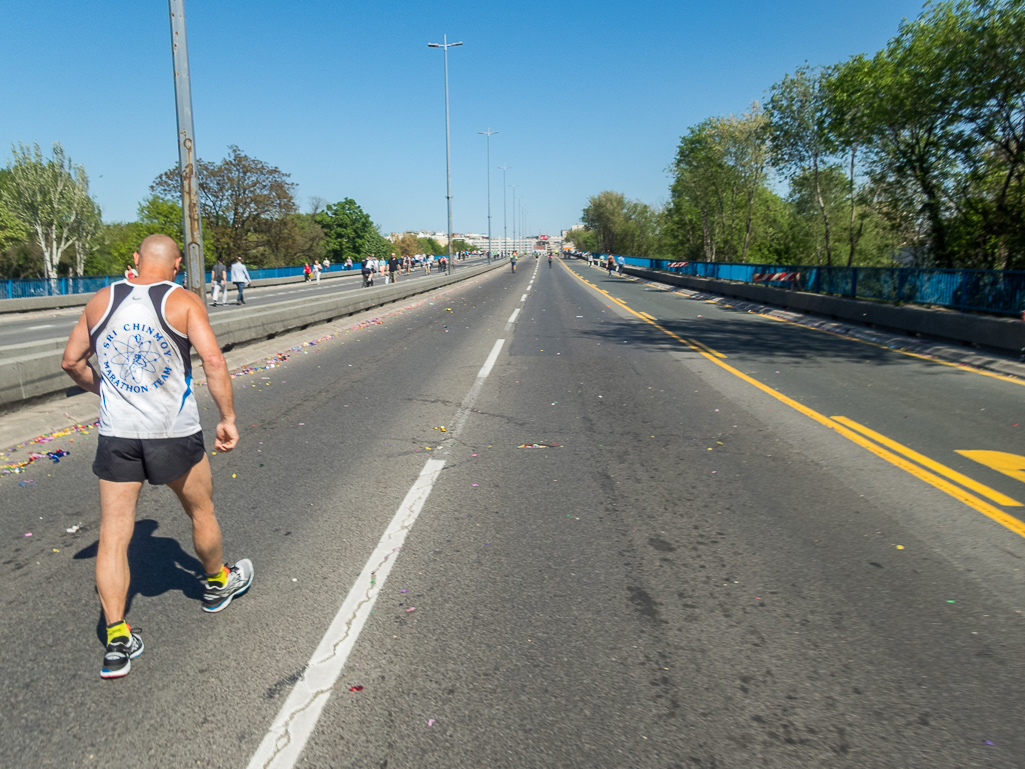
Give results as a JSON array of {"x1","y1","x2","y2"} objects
[
  {"x1": 520, "y1": 293, "x2": 528, "y2": 302},
  {"x1": 507, "y1": 308, "x2": 520, "y2": 324},
  {"x1": 477, "y1": 338, "x2": 505, "y2": 378},
  {"x1": 247, "y1": 338, "x2": 506, "y2": 769},
  {"x1": 27, "y1": 324, "x2": 55, "y2": 330}
]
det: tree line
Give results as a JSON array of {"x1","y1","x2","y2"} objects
[
  {"x1": 572, "y1": 0, "x2": 1025, "y2": 271},
  {"x1": 0, "y1": 143, "x2": 403, "y2": 279}
]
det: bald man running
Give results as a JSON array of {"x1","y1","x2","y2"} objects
[{"x1": 62, "y1": 234, "x2": 253, "y2": 679}]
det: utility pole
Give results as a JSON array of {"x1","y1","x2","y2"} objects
[
  {"x1": 428, "y1": 35, "x2": 462, "y2": 275},
  {"x1": 168, "y1": 0, "x2": 205, "y2": 299},
  {"x1": 510, "y1": 184, "x2": 518, "y2": 254},
  {"x1": 478, "y1": 129, "x2": 497, "y2": 263},
  {"x1": 498, "y1": 166, "x2": 510, "y2": 256}
]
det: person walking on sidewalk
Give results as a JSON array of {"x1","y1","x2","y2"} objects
[
  {"x1": 61, "y1": 234, "x2": 253, "y2": 679},
  {"x1": 230, "y1": 256, "x2": 251, "y2": 304},
  {"x1": 388, "y1": 253, "x2": 400, "y2": 284},
  {"x1": 210, "y1": 257, "x2": 226, "y2": 306}
]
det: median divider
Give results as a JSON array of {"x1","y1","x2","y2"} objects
[
  {"x1": 0, "y1": 268, "x2": 369, "y2": 315},
  {"x1": 0, "y1": 261, "x2": 504, "y2": 410}
]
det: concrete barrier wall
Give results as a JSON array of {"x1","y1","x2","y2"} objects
[
  {"x1": 0, "y1": 268, "x2": 363, "y2": 315},
  {"x1": 0, "y1": 262, "x2": 502, "y2": 410},
  {"x1": 622, "y1": 266, "x2": 1025, "y2": 355}
]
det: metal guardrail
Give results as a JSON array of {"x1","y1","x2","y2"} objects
[
  {"x1": 0, "y1": 264, "x2": 358, "y2": 300},
  {"x1": 615, "y1": 257, "x2": 1025, "y2": 316}
]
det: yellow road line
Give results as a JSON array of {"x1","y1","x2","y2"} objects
[
  {"x1": 639, "y1": 311, "x2": 657, "y2": 321},
  {"x1": 687, "y1": 338, "x2": 727, "y2": 359},
  {"x1": 559, "y1": 259, "x2": 1025, "y2": 540},
  {"x1": 753, "y1": 312, "x2": 1025, "y2": 387},
  {"x1": 832, "y1": 416, "x2": 1022, "y2": 507}
]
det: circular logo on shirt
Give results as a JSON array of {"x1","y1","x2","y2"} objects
[{"x1": 101, "y1": 323, "x2": 175, "y2": 394}]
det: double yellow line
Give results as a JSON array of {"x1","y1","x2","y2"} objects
[{"x1": 560, "y1": 260, "x2": 1025, "y2": 539}]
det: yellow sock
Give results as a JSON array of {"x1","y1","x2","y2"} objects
[
  {"x1": 206, "y1": 565, "x2": 228, "y2": 587},
  {"x1": 106, "y1": 620, "x2": 130, "y2": 644}
]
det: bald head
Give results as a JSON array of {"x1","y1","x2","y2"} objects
[
  {"x1": 132, "y1": 234, "x2": 182, "y2": 281},
  {"x1": 138, "y1": 234, "x2": 181, "y2": 266}
]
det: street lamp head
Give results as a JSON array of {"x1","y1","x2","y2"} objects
[{"x1": 427, "y1": 43, "x2": 441, "y2": 48}]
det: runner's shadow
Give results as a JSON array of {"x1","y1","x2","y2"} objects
[{"x1": 74, "y1": 519, "x2": 204, "y2": 643}]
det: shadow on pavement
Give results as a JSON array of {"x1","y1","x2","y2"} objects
[
  {"x1": 74, "y1": 518, "x2": 204, "y2": 642},
  {"x1": 572, "y1": 291, "x2": 938, "y2": 370}
]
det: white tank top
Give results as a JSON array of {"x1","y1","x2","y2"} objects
[{"x1": 89, "y1": 280, "x2": 202, "y2": 439}]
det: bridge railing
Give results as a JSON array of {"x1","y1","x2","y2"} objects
[
  {"x1": 619, "y1": 257, "x2": 1025, "y2": 316},
  {"x1": 0, "y1": 263, "x2": 355, "y2": 300}
]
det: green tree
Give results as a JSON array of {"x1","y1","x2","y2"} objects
[
  {"x1": 582, "y1": 191, "x2": 663, "y2": 256},
  {"x1": 3, "y1": 142, "x2": 98, "y2": 280},
  {"x1": 562, "y1": 228, "x2": 598, "y2": 252},
  {"x1": 0, "y1": 170, "x2": 29, "y2": 257},
  {"x1": 766, "y1": 66, "x2": 839, "y2": 265},
  {"x1": 315, "y1": 198, "x2": 389, "y2": 263},
  {"x1": 394, "y1": 232, "x2": 420, "y2": 256},
  {"x1": 137, "y1": 195, "x2": 184, "y2": 246},
  {"x1": 417, "y1": 237, "x2": 446, "y2": 255},
  {"x1": 665, "y1": 109, "x2": 768, "y2": 262},
  {"x1": 153, "y1": 145, "x2": 296, "y2": 266},
  {"x1": 829, "y1": 0, "x2": 1025, "y2": 269}
]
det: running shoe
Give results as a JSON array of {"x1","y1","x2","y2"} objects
[
  {"x1": 100, "y1": 631, "x2": 144, "y2": 679},
  {"x1": 202, "y1": 558, "x2": 254, "y2": 613}
]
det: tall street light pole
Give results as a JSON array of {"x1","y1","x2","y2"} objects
[
  {"x1": 498, "y1": 166, "x2": 510, "y2": 256},
  {"x1": 478, "y1": 129, "x2": 497, "y2": 263},
  {"x1": 168, "y1": 0, "x2": 205, "y2": 299},
  {"x1": 428, "y1": 35, "x2": 462, "y2": 275},
  {"x1": 510, "y1": 184, "x2": 519, "y2": 254}
]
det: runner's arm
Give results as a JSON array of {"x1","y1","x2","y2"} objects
[
  {"x1": 60, "y1": 292, "x2": 107, "y2": 395},
  {"x1": 183, "y1": 292, "x2": 239, "y2": 452}
]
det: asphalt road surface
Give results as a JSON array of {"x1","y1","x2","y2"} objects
[
  {"x1": 0, "y1": 258, "x2": 489, "y2": 348},
  {"x1": 2, "y1": 255, "x2": 1024, "y2": 768}
]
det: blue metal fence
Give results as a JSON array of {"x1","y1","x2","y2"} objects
[
  {"x1": 0, "y1": 264, "x2": 352, "y2": 301},
  {"x1": 617, "y1": 257, "x2": 1025, "y2": 316}
]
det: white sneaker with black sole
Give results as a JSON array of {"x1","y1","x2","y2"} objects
[
  {"x1": 202, "y1": 558, "x2": 254, "y2": 613},
  {"x1": 101, "y1": 631, "x2": 144, "y2": 679}
]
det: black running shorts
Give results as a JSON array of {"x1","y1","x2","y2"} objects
[{"x1": 92, "y1": 432, "x2": 205, "y2": 486}]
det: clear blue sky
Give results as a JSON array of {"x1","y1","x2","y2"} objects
[{"x1": 1, "y1": 0, "x2": 928, "y2": 238}]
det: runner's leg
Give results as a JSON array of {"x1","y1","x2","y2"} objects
[
  {"x1": 167, "y1": 454, "x2": 223, "y2": 575},
  {"x1": 96, "y1": 479, "x2": 143, "y2": 624}
]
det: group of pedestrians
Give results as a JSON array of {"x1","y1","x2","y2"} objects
[
  {"x1": 357, "y1": 252, "x2": 456, "y2": 287},
  {"x1": 302, "y1": 258, "x2": 331, "y2": 284},
  {"x1": 201, "y1": 247, "x2": 474, "y2": 306},
  {"x1": 209, "y1": 256, "x2": 252, "y2": 305},
  {"x1": 582, "y1": 252, "x2": 625, "y2": 276}
]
